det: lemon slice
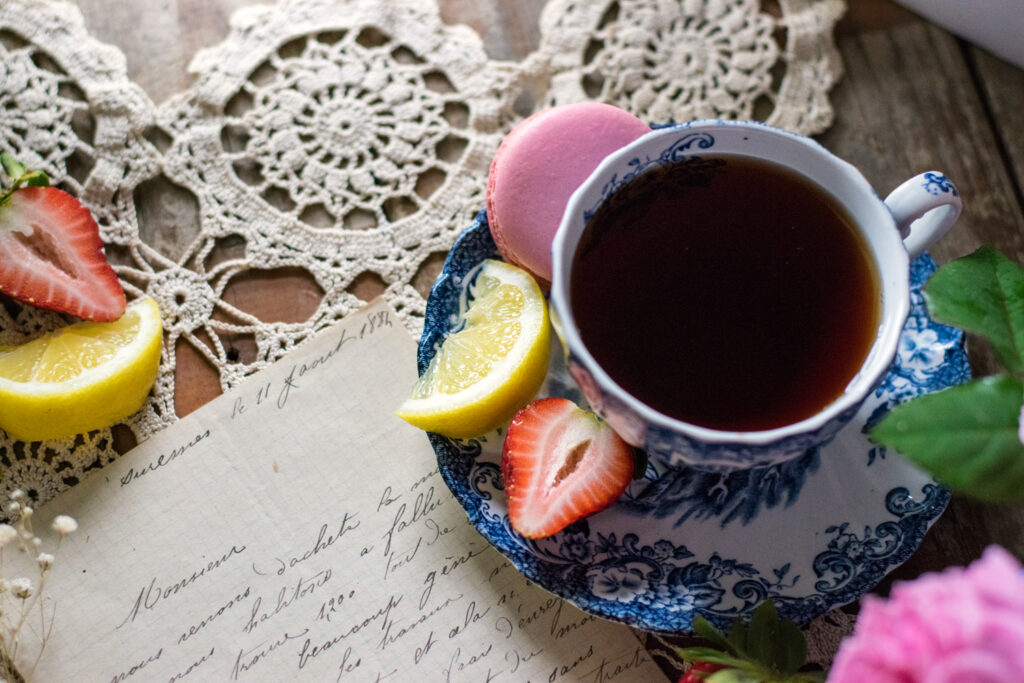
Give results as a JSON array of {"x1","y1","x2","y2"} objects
[
  {"x1": 0, "y1": 297, "x2": 163, "y2": 441},
  {"x1": 397, "y1": 259, "x2": 551, "y2": 438}
]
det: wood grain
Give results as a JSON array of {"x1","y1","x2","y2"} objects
[
  {"x1": 438, "y1": 0, "x2": 546, "y2": 61},
  {"x1": 969, "y1": 47, "x2": 1024, "y2": 219},
  {"x1": 819, "y1": 22, "x2": 1023, "y2": 260},
  {"x1": 73, "y1": 0, "x2": 262, "y2": 104}
]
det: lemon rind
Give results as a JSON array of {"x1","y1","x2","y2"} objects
[
  {"x1": 0, "y1": 297, "x2": 163, "y2": 441},
  {"x1": 0, "y1": 298, "x2": 161, "y2": 396},
  {"x1": 396, "y1": 260, "x2": 551, "y2": 437}
]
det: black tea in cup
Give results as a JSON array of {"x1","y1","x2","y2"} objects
[{"x1": 569, "y1": 155, "x2": 880, "y2": 431}]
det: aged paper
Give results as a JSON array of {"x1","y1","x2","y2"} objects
[{"x1": 29, "y1": 300, "x2": 667, "y2": 682}]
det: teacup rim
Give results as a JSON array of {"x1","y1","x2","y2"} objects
[{"x1": 550, "y1": 119, "x2": 911, "y2": 447}]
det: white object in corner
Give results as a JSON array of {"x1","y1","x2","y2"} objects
[{"x1": 894, "y1": 0, "x2": 1024, "y2": 69}]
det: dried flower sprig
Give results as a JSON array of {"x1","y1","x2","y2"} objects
[{"x1": 0, "y1": 490, "x2": 77, "y2": 683}]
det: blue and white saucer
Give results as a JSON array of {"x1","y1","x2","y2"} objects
[{"x1": 418, "y1": 211, "x2": 970, "y2": 633}]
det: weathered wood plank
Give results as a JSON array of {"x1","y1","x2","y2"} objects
[
  {"x1": 438, "y1": 0, "x2": 546, "y2": 61},
  {"x1": 72, "y1": 0, "x2": 261, "y2": 104},
  {"x1": 969, "y1": 46, "x2": 1024, "y2": 219},
  {"x1": 819, "y1": 22, "x2": 1024, "y2": 264}
]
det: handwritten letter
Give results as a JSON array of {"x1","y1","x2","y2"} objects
[{"x1": 32, "y1": 301, "x2": 667, "y2": 683}]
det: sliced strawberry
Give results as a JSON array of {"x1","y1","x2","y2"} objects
[
  {"x1": 679, "y1": 662, "x2": 726, "y2": 683},
  {"x1": 501, "y1": 397, "x2": 633, "y2": 538},
  {"x1": 0, "y1": 186, "x2": 125, "y2": 321}
]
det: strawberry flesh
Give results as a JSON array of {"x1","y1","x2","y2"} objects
[
  {"x1": 501, "y1": 397, "x2": 633, "y2": 538},
  {"x1": 0, "y1": 186, "x2": 125, "y2": 321},
  {"x1": 679, "y1": 662, "x2": 726, "y2": 683}
]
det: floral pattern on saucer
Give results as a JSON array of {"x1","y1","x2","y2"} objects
[{"x1": 420, "y1": 212, "x2": 969, "y2": 632}]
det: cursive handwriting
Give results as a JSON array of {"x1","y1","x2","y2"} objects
[
  {"x1": 381, "y1": 485, "x2": 445, "y2": 556},
  {"x1": 549, "y1": 600, "x2": 598, "y2": 640},
  {"x1": 167, "y1": 647, "x2": 215, "y2": 682},
  {"x1": 334, "y1": 645, "x2": 362, "y2": 680},
  {"x1": 407, "y1": 465, "x2": 438, "y2": 493},
  {"x1": 243, "y1": 568, "x2": 332, "y2": 633},
  {"x1": 110, "y1": 647, "x2": 162, "y2": 683},
  {"x1": 444, "y1": 644, "x2": 494, "y2": 682},
  {"x1": 280, "y1": 514, "x2": 359, "y2": 573},
  {"x1": 118, "y1": 545, "x2": 246, "y2": 628},
  {"x1": 377, "y1": 486, "x2": 399, "y2": 511},
  {"x1": 119, "y1": 430, "x2": 210, "y2": 487},
  {"x1": 487, "y1": 560, "x2": 514, "y2": 584},
  {"x1": 506, "y1": 645, "x2": 545, "y2": 674},
  {"x1": 378, "y1": 593, "x2": 462, "y2": 652},
  {"x1": 548, "y1": 644, "x2": 595, "y2": 682},
  {"x1": 317, "y1": 587, "x2": 359, "y2": 624},
  {"x1": 424, "y1": 517, "x2": 456, "y2": 546},
  {"x1": 579, "y1": 646, "x2": 652, "y2": 682},
  {"x1": 231, "y1": 630, "x2": 308, "y2": 680},
  {"x1": 420, "y1": 544, "x2": 491, "y2": 610},
  {"x1": 178, "y1": 586, "x2": 251, "y2": 644},
  {"x1": 517, "y1": 595, "x2": 561, "y2": 632},
  {"x1": 383, "y1": 536, "x2": 422, "y2": 580},
  {"x1": 297, "y1": 593, "x2": 403, "y2": 669},
  {"x1": 413, "y1": 630, "x2": 438, "y2": 664},
  {"x1": 447, "y1": 600, "x2": 491, "y2": 641},
  {"x1": 53, "y1": 303, "x2": 659, "y2": 683},
  {"x1": 276, "y1": 324, "x2": 361, "y2": 410},
  {"x1": 357, "y1": 309, "x2": 392, "y2": 338}
]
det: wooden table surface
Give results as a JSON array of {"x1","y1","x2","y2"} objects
[{"x1": 71, "y1": 0, "x2": 1024, "y2": 652}]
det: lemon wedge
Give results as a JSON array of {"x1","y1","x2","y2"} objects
[
  {"x1": 0, "y1": 297, "x2": 163, "y2": 441},
  {"x1": 397, "y1": 259, "x2": 551, "y2": 438}
]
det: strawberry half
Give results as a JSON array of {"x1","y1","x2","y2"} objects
[
  {"x1": 0, "y1": 155, "x2": 125, "y2": 322},
  {"x1": 678, "y1": 662, "x2": 725, "y2": 683},
  {"x1": 501, "y1": 397, "x2": 633, "y2": 538}
]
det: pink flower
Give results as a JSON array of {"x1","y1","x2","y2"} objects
[{"x1": 829, "y1": 546, "x2": 1024, "y2": 683}]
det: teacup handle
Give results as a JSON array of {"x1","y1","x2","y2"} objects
[{"x1": 884, "y1": 171, "x2": 963, "y2": 259}]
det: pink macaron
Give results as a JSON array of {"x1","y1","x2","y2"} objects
[{"x1": 485, "y1": 102, "x2": 650, "y2": 285}]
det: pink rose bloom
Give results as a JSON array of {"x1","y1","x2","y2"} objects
[{"x1": 829, "y1": 546, "x2": 1024, "y2": 683}]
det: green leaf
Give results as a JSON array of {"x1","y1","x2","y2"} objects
[
  {"x1": 745, "y1": 601, "x2": 780, "y2": 668},
  {"x1": 773, "y1": 619, "x2": 807, "y2": 675},
  {"x1": 676, "y1": 646, "x2": 727, "y2": 661},
  {"x1": 0, "y1": 152, "x2": 25, "y2": 180},
  {"x1": 871, "y1": 375, "x2": 1024, "y2": 501},
  {"x1": 924, "y1": 245, "x2": 1024, "y2": 373},
  {"x1": 726, "y1": 616, "x2": 749, "y2": 656},
  {"x1": 692, "y1": 616, "x2": 737, "y2": 655},
  {"x1": 23, "y1": 170, "x2": 49, "y2": 187},
  {"x1": 675, "y1": 648, "x2": 748, "y2": 669}
]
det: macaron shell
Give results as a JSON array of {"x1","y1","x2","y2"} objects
[{"x1": 486, "y1": 103, "x2": 650, "y2": 284}]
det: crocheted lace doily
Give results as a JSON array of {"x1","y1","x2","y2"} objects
[{"x1": 0, "y1": 0, "x2": 845, "y2": 506}]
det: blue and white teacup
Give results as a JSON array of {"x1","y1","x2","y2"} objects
[{"x1": 549, "y1": 120, "x2": 962, "y2": 471}]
